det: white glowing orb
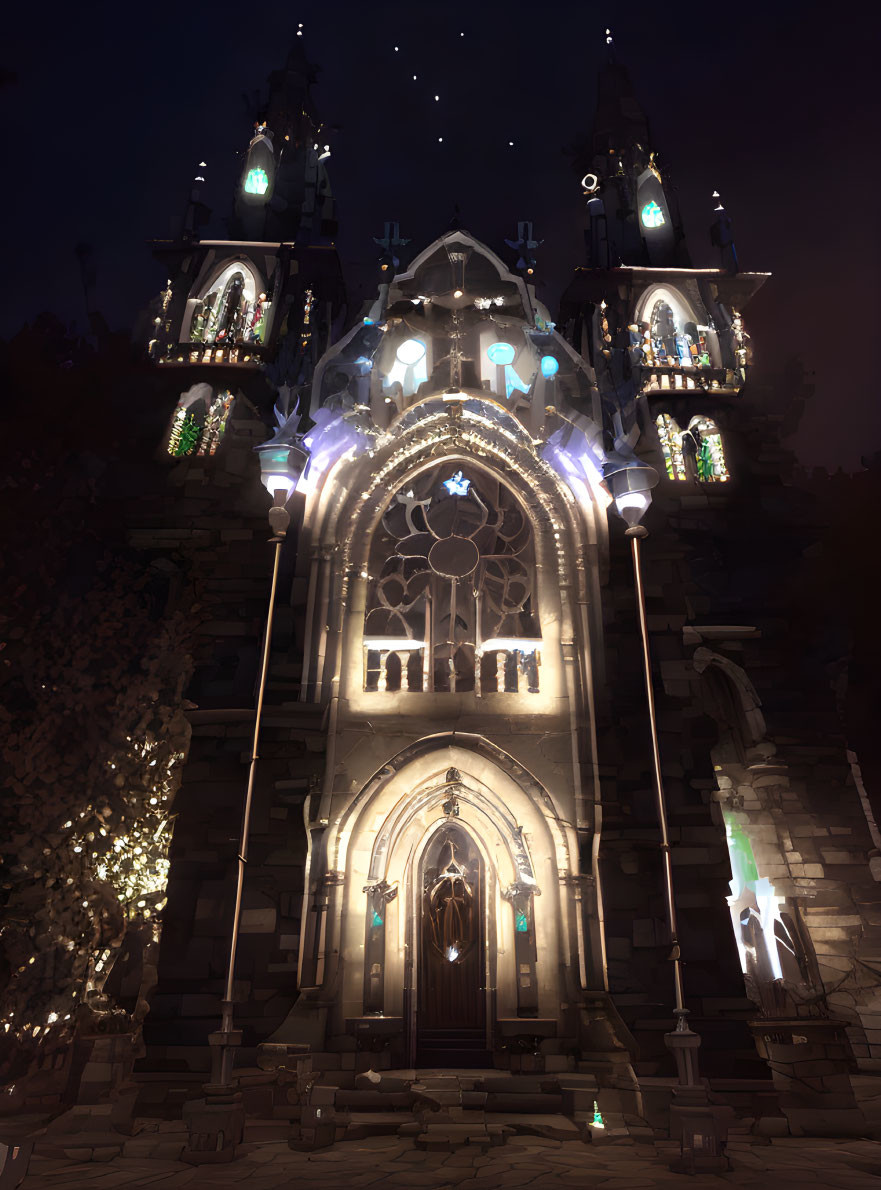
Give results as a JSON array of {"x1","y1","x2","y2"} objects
[{"x1": 395, "y1": 338, "x2": 426, "y2": 365}]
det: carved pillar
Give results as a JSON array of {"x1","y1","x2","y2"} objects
[
  {"x1": 503, "y1": 879, "x2": 541, "y2": 1017},
  {"x1": 362, "y1": 880, "x2": 398, "y2": 1014}
]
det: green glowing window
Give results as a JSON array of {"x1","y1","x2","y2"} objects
[
  {"x1": 515, "y1": 910, "x2": 528, "y2": 933},
  {"x1": 641, "y1": 200, "x2": 665, "y2": 228},
  {"x1": 371, "y1": 909, "x2": 383, "y2": 928},
  {"x1": 244, "y1": 167, "x2": 269, "y2": 196}
]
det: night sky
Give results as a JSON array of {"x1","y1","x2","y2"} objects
[{"x1": 3, "y1": 1, "x2": 878, "y2": 470}]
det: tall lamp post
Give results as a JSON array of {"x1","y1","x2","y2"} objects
[
  {"x1": 606, "y1": 455, "x2": 730, "y2": 1174},
  {"x1": 209, "y1": 441, "x2": 306, "y2": 1093}
]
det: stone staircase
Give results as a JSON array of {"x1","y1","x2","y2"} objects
[{"x1": 295, "y1": 1068, "x2": 645, "y2": 1151}]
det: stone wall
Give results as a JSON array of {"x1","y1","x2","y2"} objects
[
  {"x1": 131, "y1": 394, "x2": 325, "y2": 1074},
  {"x1": 595, "y1": 391, "x2": 881, "y2": 1078}
]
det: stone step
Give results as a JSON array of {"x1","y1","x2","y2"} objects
[
  {"x1": 344, "y1": 1112, "x2": 417, "y2": 1139},
  {"x1": 490, "y1": 1113, "x2": 584, "y2": 1142},
  {"x1": 335, "y1": 1090, "x2": 414, "y2": 1110},
  {"x1": 416, "y1": 1049, "x2": 494, "y2": 1068},
  {"x1": 413, "y1": 1122, "x2": 495, "y2": 1152},
  {"x1": 485, "y1": 1092, "x2": 563, "y2": 1114}
]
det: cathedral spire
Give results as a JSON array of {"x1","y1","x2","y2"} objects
[
  {"x1": 232, "y1": 26, "x2": 336, "y2": 245},
  {"x1": 573, "y1": 33, "x2": 688, "y2": 268}
]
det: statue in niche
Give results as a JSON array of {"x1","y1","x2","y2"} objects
[{"x1": 425, "y1": 839, "x2": 474, "y2": 965}]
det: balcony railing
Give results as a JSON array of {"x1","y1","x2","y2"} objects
[
  {"x1": 638, "y1": 364, "x2": 743, "y2": 393},
  {"x1": 157, "y1": 344, "x2": 264, "y2": 367},
  {"x1": 362, "y1": 638, "x2": 542, "y2": 695}
]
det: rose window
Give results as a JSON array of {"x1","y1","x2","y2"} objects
[{"x1": 364, "y1": 463, "x2": 541, "y2": 693}]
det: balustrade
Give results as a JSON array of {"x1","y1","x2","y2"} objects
[{"x1": 363, "y1": 639, "x2": 541, "y2": 695}]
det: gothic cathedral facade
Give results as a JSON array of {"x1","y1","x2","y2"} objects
[{"x1": 140, "y1": 35, "x2": 881, "y2": 1107}]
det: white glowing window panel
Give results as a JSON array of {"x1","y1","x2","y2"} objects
[
  {"x1": 383, "y1": 337, "x2": 428, "y2": 396},
  {"x1": 656, "y1": 414, "x2": 686, "y2": 481},
  {"x1": 689, "y1": 416, "x2": 729, "y2": 482},
  {"x1": 641, "y1": 200, "x2": 665, "y2": 228}
]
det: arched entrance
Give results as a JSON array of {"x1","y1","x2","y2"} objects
[{"x1": 416, "y1": 823, "x2": 490, "y2": 1066}]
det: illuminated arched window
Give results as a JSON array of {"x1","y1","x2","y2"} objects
[
  {"x1": 656, "y1": 414, "x2": 686, "y2": 481},
  {"x1": 364, "y1": 463, "x2": 540, "y2": 694},
  {"x1": 382, "y1": 337, "x2": 429, "y2": 397},
  {"x1": 241, "y1": 132, "x2": 274, "y2": 201},
  {"x1": 638, "y1": 287, "x2": 713, "y2": 371},
  {"x1": 167, "y1": 387, "x2": 234, "y2": 458},
  {"x1": 189, "y1": 262, "x2": 269, "y2": 349},
  {"x1": 687, "y1": 416, "x2": 729, "y2": 482}
]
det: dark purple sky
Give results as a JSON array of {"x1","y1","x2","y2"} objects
[{"x1": 3, "y1": 1, "x2": 878, "y2": 469}]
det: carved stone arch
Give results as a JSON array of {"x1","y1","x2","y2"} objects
[
  {"x1": 327, "y1": 739, "x2": 573, "y2": 1028},
  {"x1": 330, "y1": 733, "x2": 572, "y2": 881},
  {"x1": 692, "y1": 646, "x2": 766, "y2": 753},
  {"x1": 300, "y1": 399, "x2": 605, "y2": 704},
  {"x1": 182, "y1": 256, "x2": 269, "y2": 345}
]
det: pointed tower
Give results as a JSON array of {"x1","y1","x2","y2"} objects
[
  {"x1": 573, "y1": 30, "x2": 687, "y2": 270},
  {"x1": 233, "y1": 30, "x2": 337, "y2": 245},
  {"x1": 562, "y1": 29, "x2": 768, "y2": 451},
  {"x1": 146, "y1": 28, "x2": 345, "y2": 450}
]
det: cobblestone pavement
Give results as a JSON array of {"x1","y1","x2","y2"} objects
[{"x1": 17, "y1": 1133, "x2": 881, "y2": 1189}]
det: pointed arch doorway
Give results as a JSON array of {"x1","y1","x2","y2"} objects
[{"x1": 415, "y1": 823, "x2": 492, "y2": 1068}]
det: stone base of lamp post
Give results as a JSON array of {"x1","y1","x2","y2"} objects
[
  {"x1": 181, "y1": 1027, "x2": 244, "y2": 1165},
  {"x1": 664, "y1": 1011, "x2": 732, "y2": 1174},
  {"x1": 666, "y1": 1085, "x2": 733, "y2": 1174}
]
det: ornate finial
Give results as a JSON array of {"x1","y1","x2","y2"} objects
[
  {"x1": 373, "y1": 220, "x2": 410, "y2": 274},
  {"x1": 504, "y1": 220, "x2": 542, "y2": 275},
  {"x1": 445, "y1": 767, "x2": 461, "y2": 784}
]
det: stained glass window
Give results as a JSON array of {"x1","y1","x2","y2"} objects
[
  {"x1": 641, "y1": 200, "x2": 665, "y2": 228},
  {"x1": 364, "y1": 463, "x2": 539, "y2": 693},
  {"x1": 244, "y1": 167, "x2": 269, "y2": 195},
  {"x1": 656, "y1": 414, "x2": 686, "y2": 481},
  {"x1": 167, "y1": 405, "x2": 202, "y2": 457},
  {"x1": 515, "y1": 909, "x2": 528, "y2": 933},
  {"x1": 197, "y1": 391, "x2": 234, "y2": 457},
  {"x1": 688, "y1": 417, "x2": 729, "y2": 483}
]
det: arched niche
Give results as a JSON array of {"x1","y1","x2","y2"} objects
[
  {"x1": 693, "y1": 653, "x2": 823, "y2": 1013},
  {"x1": 164, "y1": 383, "x2": 235, "y2": 459},
  {"x1": 323, "y1": 740, "x2": 575, "y2": 1027},
  {"x1": 635, "y1": 284, "x2": 720, "y2": 370},
  {"x1": 654, "y1": 413, "x2": 730, "y2": 483},
  {"x1": 240, "y1": 133, "x2": 275, "y2": 202},
  {"x1": 183, "y1": 259, "x2": 270, "y2": 347}
]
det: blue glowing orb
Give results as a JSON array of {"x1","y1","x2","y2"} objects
[
  {"x1": 540, "y1": 355, "x2": 559, "y2": 378},
  {"x1": 487, "y1": 341, "x2": 515, "y2": 365},
  {"x1": 442, "y1": 470, "x2": 471, "y2": 496},
  {"x1": 641, "y1": 200, "x2": 665, "y2": 229}
]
